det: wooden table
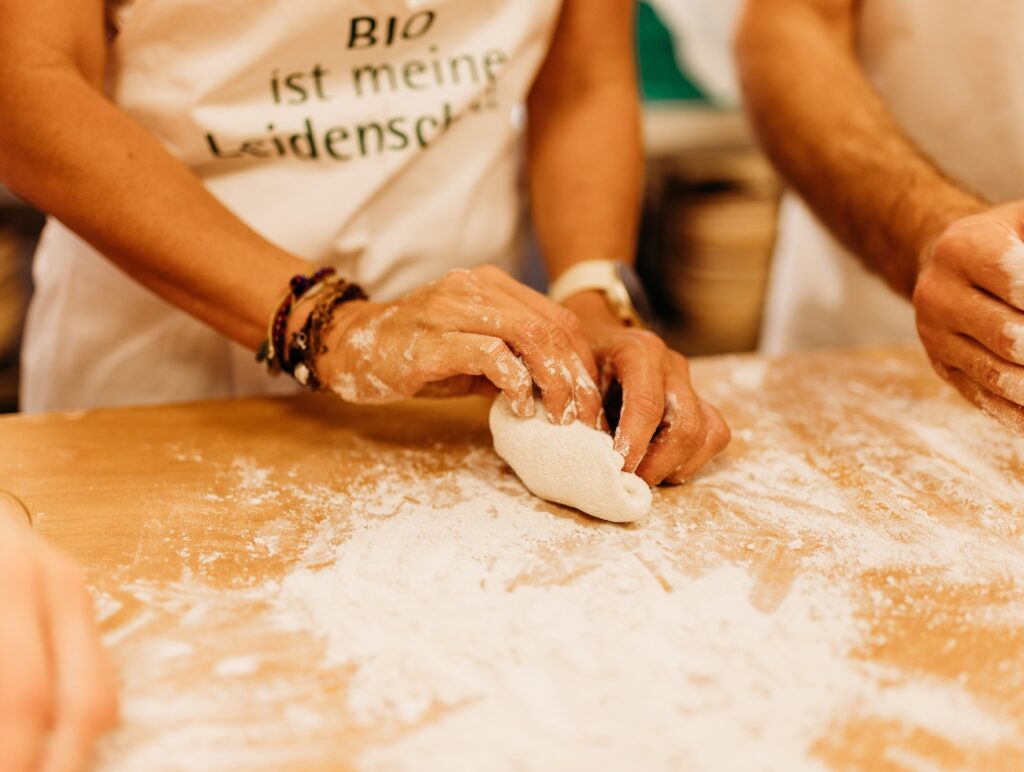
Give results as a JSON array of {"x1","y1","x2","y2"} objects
[{"x1": 2, "y1": 347, "x2": 1023, "y2": 770}]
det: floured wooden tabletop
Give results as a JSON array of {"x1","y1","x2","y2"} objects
[{"x1": 2, "y1": 346, "x2": 1023, "y2": 770}]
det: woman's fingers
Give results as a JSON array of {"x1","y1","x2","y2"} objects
[
  {"x1": 665, "y1": 401, "x2": 732, "y2": 485},
  {"x1": 634, "y1": 355, "x2": 706, "y2": 485},
  {"x1": 38, "y1": 556, "x2": 118, "y2": 772},
  {"x1": 459, "y1": 308, "x2": 585, "y2": 425},
  {"x1": 0, "y1": 528, "x2": 52, "y2": 772},
  {"x1": 455, "y1": 267, "x2": 601, "y2": 427},
  {"x1": 604, "y1": 332, "x2": 668, "y2": 471},
  {"x1": 424, "y1": 333, "x2": 535, "y2": 417},
  {"x1": 473, "y1": 266, "x2": 600, "y2": 380}
]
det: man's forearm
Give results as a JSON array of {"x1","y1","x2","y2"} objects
[
  {"x1": 526, "y1": 0, "x2": 642, "y2": 285},
  {"x1": 736, "y1": 0, "x2": 984, "y2": 297}
]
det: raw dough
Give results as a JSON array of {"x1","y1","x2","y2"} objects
[{"x1": 489, "y1": 396, "x2": 652, "y2": 523}]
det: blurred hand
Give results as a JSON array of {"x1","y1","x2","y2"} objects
[
  {"x1": 315, "y1": 265, "x2": 603, "y2": 428},
  {"x1": 564, "y1": 291, "x2": 731, "y2": 486},
  {"x1": 0, "y1": 493, "x2": 118, "y2": 772},
  {"x1": 915, "y1": 203, "x2": 1024, "y2": 433}
]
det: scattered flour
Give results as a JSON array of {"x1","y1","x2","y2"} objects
[
  {"x1": 94, "y1": 350, "x2": 1024, "y2": 770},
  {"x1": 213, "y1": 655, "x2": 260, "y2": 678}
]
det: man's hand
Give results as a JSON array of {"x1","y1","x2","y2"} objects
[
  {"x1": 564, "y1": 292, "x2": 731, "y2": 485},
  {"x1": 915, "y1": 204, "x2": 1024, "y2": 432},
  {"x1": 0, "y1": 493, "x2": 118, "y2": 772}
]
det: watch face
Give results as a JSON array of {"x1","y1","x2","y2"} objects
[{"x1": 615, "y1": 261, "x2": 654, "y2": 325}]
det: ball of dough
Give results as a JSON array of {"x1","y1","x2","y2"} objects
[{"x1": 489, "y1": 396, "x2": 652, "y2": 523}]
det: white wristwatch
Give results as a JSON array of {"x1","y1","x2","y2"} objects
[{"x1": 548, "y1": 259, "x2": 652, "y2": 328}]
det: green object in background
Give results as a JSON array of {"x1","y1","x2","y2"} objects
[{"x1": 636, "y1": 1, "x2": 710, "y2": 104}]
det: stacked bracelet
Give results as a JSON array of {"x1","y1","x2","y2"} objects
[
  {"x1": 285, "y1": 278, "x2": 368, "y2": 389},
  {"x1": 256, "y1": 269, "x2": 366, "y2": 389}
]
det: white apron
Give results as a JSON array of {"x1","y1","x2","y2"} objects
[
  {"x1": 22, "y1": 0, "x2": 561, "y2": 411},
  {"x1": 761, "y1": 1, "x2": 1024, "y2": 354}
]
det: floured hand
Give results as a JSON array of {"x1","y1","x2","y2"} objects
[
  {"x1": 915, "y1": 203, "x2": 1024, "y2": 433},
  {"x1": 311, "y1": 266, "x2": 603, "y2": 427},
  {"x1": 562, "y1": 291, "x2": 731, "y2": 486}
]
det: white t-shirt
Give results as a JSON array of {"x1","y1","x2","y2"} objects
[
  {"x1": 22, "y1": 0, "x2": 561, "y2": 411},
  {"x1": 761, "y1": 1, "x2": 1024, "y2": 354}
]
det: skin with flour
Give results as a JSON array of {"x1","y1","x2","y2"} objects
[
  {"x1": 489, "y1": 395, "x2": 652, "y2": 523},
  {"x1": 738, "y1": 0, "x2": 1024, "y2": 433}
]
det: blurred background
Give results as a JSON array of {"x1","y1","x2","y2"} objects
[{"x1": 0, "y1": 0, "x2": 777, "y2": 413}]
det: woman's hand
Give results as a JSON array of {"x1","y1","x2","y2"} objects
[
  {"x1": 564, "y1": 292, "x2": 732, "y2": 486},
  {"x1": 312, "y1": 266, "x2": 603, "y2": 427},
  {"x1": 0, "y1": 493, "x2": 118, "y2": 772}
]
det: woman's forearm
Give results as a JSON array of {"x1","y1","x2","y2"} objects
[
  {"x1": 0, "y1": 64, "x2": 308, "y2": 349},
  {"x1": 526, "y1": 0, "x2": 643, "y2": 281}
]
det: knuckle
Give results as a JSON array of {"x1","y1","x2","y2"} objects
[
  {"x1": 979, "y1": 360, "x2": 1004, "y2": 391},
  {"x1": 554, "y1": 308, "x2": 586, "y2": 338},
  {"x1": 472, "y1": 264, "x2": 504, "y2": 282},
  {"x1": 933, "y1": 220, "x2": 976, "y2": 262},
  {"x1": 479, "y1": 337, "x2": 507, "y2": 358},
  {"x1": 674, "y1": 412, "x2": 705, "y2": 445},
  {"x1": 636, "y1": 329, "x2": 667, "y2": 354},
  {"x1": 999, "y1": 328, "x2": 1024, "y2": 362},
  {"x1": 441, "y1": 268, "x2": 474, "y2": 290},
  {"x1": 628, "y1": 391, "x2": 665, "y2": 424},
  {"x1": 912, "y1": 273, "x2": 943, "y2": 312},
  {"x1": 666, "y1": 349, "x2": 691, "y2": 376},
  {"x1": 515, "y1": 317, "x2": 554, "y2": 348},
  {"x1": 710, "y1": 416, "x2": 732, "y2": 451}
]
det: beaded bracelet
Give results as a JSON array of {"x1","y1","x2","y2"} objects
[
  {"x1": 285, "y1": 277, "x2": 368, "y2": 390},
  {"x1": 256, "y1": 267, "x2": 336, "y2": 375}
]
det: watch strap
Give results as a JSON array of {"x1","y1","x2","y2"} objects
[{"x1": 548, "y1": 260, "x2": 644, "y2": 327}]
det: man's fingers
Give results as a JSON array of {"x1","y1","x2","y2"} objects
[
  {"x1": 922, "y1": 328, "x2": 1024, "y2": 406},
  {"x1": 0, "y1": 548, "x2": 52, "y2": 772},
  {"x1": 665, "y1": 401, "x2": 732, "y2": 485},
  {"x1": 634, "y1": 361, "x2": 705, "y2": 485},
  {"x1": 431, "y1": 333, "x2": 535, "y2": 417},
  {"x1": 39, "y1": 555, "x2": 119, "y2": 772},
  {"x1": 947, "y1": 287, "x2": 1024, "y2": 366},
  {"x1": 916, "y1": 271, "x2": 1024, "y2": 366},
  {"x1": 962, "y1": 229, "x2": 1024, "y2": 311},
  {"x1": 607, "y1": 333, "x2": 668, "y2": 471},
  {"x1": 941, "y1": 365, "x2": 1024, "y2": 435}
]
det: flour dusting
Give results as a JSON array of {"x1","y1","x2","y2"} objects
[{"x1": 93, "y1": 350, "x2": 1024, "y2": 770}]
